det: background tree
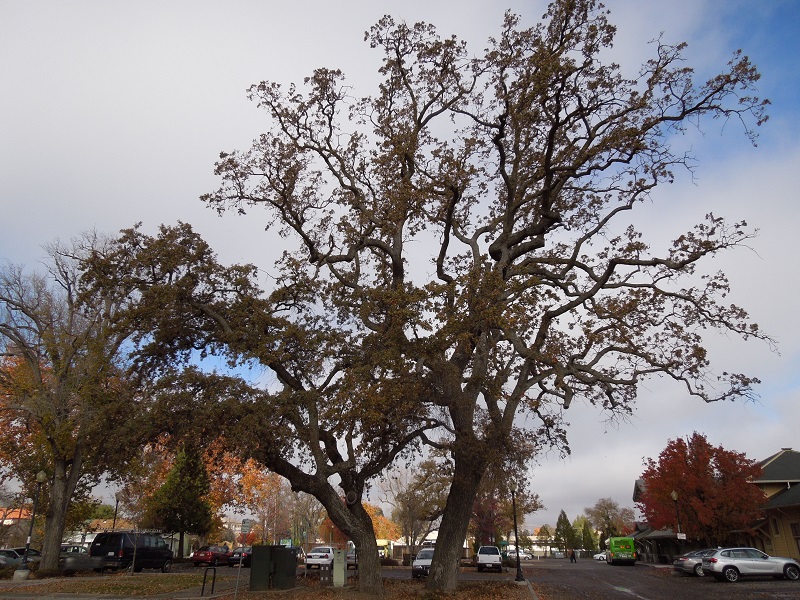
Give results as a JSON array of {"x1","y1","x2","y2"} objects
[
  {"x1": 364, "y1": 503, "x2": 401, "y2": 541},
  {"x1": 470, "y1": 466, "x2": 542, "y2": 547},
  {"x1": 143, "y1": 446, "x2": 214, "y2": 557},
  {"x1": 553, "y1": 510, "x2": 578, "y2": 551},
  {"x1": 90, "y1": 503, "x2": 116, "y2": 520},
  {"x1": 0, "y1": 236, "x2": 146, "y2": 571},
  {"x1": 238, "y1": 461, "x2": 291, "y2": 545},
  {"x1": 202, "y1": 437, "x2": 246, "y2": 517},
  {"x1": 290, "y1": 491, "x2": 326, "y2": 548},
  {"x1": 579, "y1": 519, "x2": 597, "y2": 553},
  {"x1": 382, "y1": 462, "x2": 448, "y2": 552},
  {"x1": 536, "y1": 524, "x2": 553, "y2": 557},
  {"x1": 585, "y1": 498, "x2": 636, "y2": 548},
  {"x1": 517, "y1": 529, "x2": 534, "y2": 553},
  {"x1": 0, "y1": 484, "x2": 23, "y2": 547},
  {"x1": 636, "y1": 432, "x2": 764, "y2": 546}
]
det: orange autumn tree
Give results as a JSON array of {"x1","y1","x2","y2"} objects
[
  {"x1": 202, "y1": 437, "x2": 245, "y2": 514},
  {"x1": 238, "y1": 459, "x2": 292, "y2": 545},
  {"x1": 117, "y1": 436, "x2": 240, "y2": 539},
  {"x1": 320, "y1": 501, "x2": 400, "y2": 546},
  {"x1": 636, "y1": 432, "x2": 765, "y2": 547},
  {"x1": 0, "y1": 357, "x2": 46, "y2": 481}
]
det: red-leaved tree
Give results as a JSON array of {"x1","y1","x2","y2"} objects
[{"x1": 636, "y1": 432, "x2": 764, "y2": 546}]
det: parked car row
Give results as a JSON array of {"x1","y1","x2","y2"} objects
[
  {"x1": 0, "y1": 547, "x2": 42, "y2": 568},
  {"x1": 189, "y1": 544, "x2": 230, "y2": 567},
  {"x1": 4, "y1": 539, "x2": 315, "y2": 574},
  {"x1": 672, "y1": 546, "x2": 800, "y2": 583}
]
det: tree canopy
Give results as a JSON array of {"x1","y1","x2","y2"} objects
[
  {"x1": 584, "y1": 497, "x2": 635, "y2": 545},
  {"x1": 144, "y1": 446, "x2": 214, "y2": 557},
  {"x1": 85, "y1": 0, "x2": 769, "y2": 593},
  {"x1": 0, "y1": 236, "x2": 148, "y2": 571},
  {"x1": 636, "y1": 432, "x2": 764, "y2": 546}
]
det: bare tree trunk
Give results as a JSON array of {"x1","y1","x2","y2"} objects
[
  {"x1": 40, "y1": 454, "x2": 81, "y2": 572},
  {"x1": 426, "y1": 447, "x2": 486, "y2": 592},
  {"x1": 304, "y1": 480, "x2": 384, "y2": 597},
  {"x1": 350, "y1": 525, "x2": 382, "y2": 597}
]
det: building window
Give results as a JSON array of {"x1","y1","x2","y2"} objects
[
  {"x1": 791, "y1": 523, "x2": 800, "y2": 554},
  {"x1": 772, "y1": 518, "x2": 780, "y2": 536}
]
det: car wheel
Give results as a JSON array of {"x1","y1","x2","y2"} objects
[
  {"x1": 784, "y1": 564, "x2": 800, "y2": 580},
  {"x1": 693, "y1": 563, "x2": 704, "y2": 577},
  {"x1": 477, "y1": 565, "x2": 484, "y2": 572},
  {"x1": 161, "y1": 560, "x2": 171, "y2": 573},
  {"x1": 722, "y1": 566, "x2": 739, "y2": 582}
]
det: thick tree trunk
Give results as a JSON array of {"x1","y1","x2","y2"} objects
[
  {"x1": 350, "y1": 525, "x2": 382, "y2": 596},
  {"x1": 40, "y1": 456, "x2": 80, "y2": 572},
  {"x1": 310, "y1": 483, "x2": 384, "y2": 597},
  {"x1": 426, "y1": 447, "x2": 486, "y2": 592}
]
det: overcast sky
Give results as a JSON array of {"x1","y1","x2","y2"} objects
[{"x1": 2, "y1": 1, "x2": 798, "y2": 532}]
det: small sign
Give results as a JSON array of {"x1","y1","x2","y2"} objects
[
  {"x1": 241, "y1": 519, "x2": 253, "y2": 533},
  {"x1": 677, "y1": 533, "x2": 686, "y2": 540}
]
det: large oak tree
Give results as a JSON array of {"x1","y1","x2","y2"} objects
[{"x1": 93, "y1": 0, "x2": 770, "y2": 593}]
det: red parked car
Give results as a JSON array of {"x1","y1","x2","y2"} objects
[{"x1": 190, "y1": 545, "x2": 230, "y2": 567}]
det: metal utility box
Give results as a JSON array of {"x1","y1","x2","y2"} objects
[
  {"x1": 249, "y1": 545, "x2": 297, "y2": 590},
  {"x1": 320, "y1": 562, "x2": 332, "y2": 585},
  {"x1": 333, "y1": 548, "x2": 346, "y2": 587},
  {"x1": 249, "y1": 546, "x2": 274, "y2": 591},
  {"x1": 271, "y1": 546, "x2": 297, "y2": 590}
]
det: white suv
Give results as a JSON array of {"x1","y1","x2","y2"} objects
[{"x1": 474, "y1": 545, "x2": 503, "y2": 572}]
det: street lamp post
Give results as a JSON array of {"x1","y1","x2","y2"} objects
[
  {"x1": 670, "y1": 490, "x2": 683, "y2": 555},
  {"x1": 112, "y1": 492, "x2": 121, "y2": 530},
  {"x1": 14, "y1": 470, "x2": 48, "y2": 579},
  {"x1": 509, "y1": 481, "x2": 525, "y2": 583}
]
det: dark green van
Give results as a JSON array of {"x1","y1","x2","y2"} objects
[
  {"x1": 89, "y1": 531, "x2": 173, "y2": 572},
  {"x1": 605, "y1": 537, "x2": 637, "y2": 565}
]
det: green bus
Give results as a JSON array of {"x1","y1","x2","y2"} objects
[{"x1": 605, "y1": 537, "x2": 637, "y2": 565}]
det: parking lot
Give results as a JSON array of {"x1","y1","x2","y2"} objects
[{"x1": 516, "y1": 558, "x2": 800, "y2": 600}]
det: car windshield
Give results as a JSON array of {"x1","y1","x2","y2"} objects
[
  {"x1": 479, "y1": 547, "x2": 499, "y2": 554},
  {"x1": 417, "y1": 549, "x2": 434, "y2": 559}
]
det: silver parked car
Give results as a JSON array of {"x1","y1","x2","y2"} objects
[
  {"x1": 411, "y1": 547, "x2": 434, "y2": 579},
  {"x1": 673, "y1": 548, "x2": 715, "y2": 576},
  {"x1": 702, "y1": 547, "x2": 800, "y2": 582}
]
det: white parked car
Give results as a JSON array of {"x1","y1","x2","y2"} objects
[
  {"x1": 702, "y1": 547, "x2": 800, "y2": 582},
  {"x1": 593, "y1": 552, "x2": 606, "y2": 561},
  {"x1": 305, "y1": 546, "x2": 335, "y2": 569},
  {"x1": 507, "y1": 550, "x2": 533, "y2": 560}
]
